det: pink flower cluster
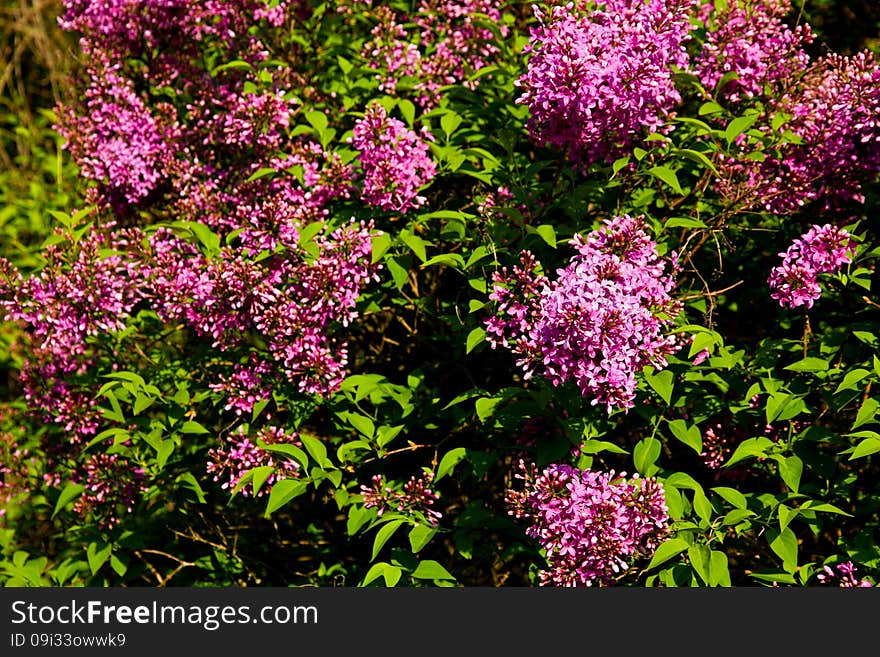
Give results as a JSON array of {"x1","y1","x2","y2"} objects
[
  {"x1": 768, "y1": 224, "x2": 855, "y2": 309},
  {"x1": 694, "y1": 0, "x2": 813, "y2": 103},
  {"x1": 141, "y1": 219, "x2": 379, "y2": 399},
  {"x1": 699, "y1": 4, "x2": 880, "y2": 214},
  {"x1": 72, "y1": 452, "x2": 147, "y2": 529},
  {"x1": 516, "y1": 0, "x2": 693, "y2": 168},
  {"x1": 362, "y1": 0, "x2": 507, "y2": 109},
  {"x1": 360, "y1": 471, "x2": 442, "y2": 526},
  {"x1": 0, "y1": 232, "x2": 142, "y2": 439},
  {"x1": 349, "y1": 103, "x2": 437, "y2": 214},
  {"x1": 486, "y1": 215, "x2": 682, "y2": 412},
  {"x1": 207, "y1": 425, "x2": 303, "y2": 497},
  {"x1": 506, "y1": 460, "x2": 670, "y2": 587},
  {"x1": 816, "y1": 561, "x2": 876, "y2": 587}
]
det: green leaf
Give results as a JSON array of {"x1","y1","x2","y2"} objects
[
  {"x1": 245, "y1": 167, "x2": 277, "y2": 183},
  {"x1": 835, "y1": 368, "x2": 871, "y2": 394},
  {"x1": 410, "y1": 560, "x2": 455, "y2": 581},
  {"x1": 400, "y1": 230, "x2": 428, "y2": 263},
  {"x1": 711, "y1": 486, "x2": 747, "y2": 510},
  {"x1": 181, "y1": 421, "x2": 209, "y2": 434},
  {"x1": 186, "y1": 222, "x2": 221, "y2": 256},
  {"x1": 536, "y1": 224, "x2": 556, "y2": 248},
  {"x1": 646, "y1": 537, "x2": 690, "y2": 570},
  {"x1": 644, "y1": 368, "x2": 674, "y2": 405},
  {"x1": 768, "y1": 527, "x2": 798, "y2": 573},
  {"x1": 709, "y1": 550, "x2": 731, "y2": 587},
  {"x1": 776, "y1": 455, "x2": 803, "y2": 493},
  {"x1": 765, "y1": 392, "x2": 807, "y2": 423},
  {"x1": 264, "y1": 479, "x2": 308, "y2": 516},
  {"x1": 422, "y1": 253, "x2": 466, "y2": 269},
  {"x1": 250, "y1": 466, "x2": 276, "y2": 497},
  {"x1": 371, "y1": 233, "x2": 391, "y2": 263},
  {"x1": 440, "y1": 111, "x2": 463, "y2": 138},
  {"x1": 724, "y1": 437, "x2": 774, "y2": 468},
  {"x1": 52, "y1": 483, "x2": 84, "y2": 518},
  {"x1": 799, "y1": 502, "x2": 852, "y2": 517},
  {"x1": 784, "y1": 357, "x2": 830, "y2": 373},
  {"x1": 305, "y1": 110, "x2": 328, "y2": 133},
  {"x1": 300, "y1": 434, "x2": 331, "y2": 469},
  {"x1": 648, "y1": 166, "x2": 684, "y2": 195},
  {"x1": 347, "y1": 505, "x2": 372, "y2": 536},
  {"x1": 348, "y1": 413, "x2": 375, "y2": 439},
  {"x1": 853, "y1": 397, "x2": 879, "y2": 430},
  {"x1": 175, "y1": 472, "x2": 206, "y2": 504},
  {"x1": 693, "y1": 489, "x2": 714, "y2": 525},
  {"x1": 86, "y1": 542, "x2": 112, "y2": 575},
  {"x1": 849, "y1": 437, "x2": 880, "y2": 460},
  {"x1": 259, "y1": 442, "x2": 309, "y2": 469},
  {"x1": 361, "y1": 562, "x2": 402, "y2": 587},
  {"x1": 409, "y1": 525, "x2": 437, "y2": 553},
  {"x1": 688, "y1": 544, "x2": 711, "y2": 585},
  {"x1": 673, "y1": 148, "x2": 719, "y2": 175},
  {"x1": 725, "y1": 113, "x2": 758, "y2": 145},
  {"x1": 466, "y1": 327, "x2": 486, "y2": 354},
  {"x1": 665, "y1": 216, "x2": 707, "y2": 230},
  {"x1": 436, "y1": 447, "x2": 467, "y2": 482},
  {"x1": 668, "y1": 419, "x2": 702, "y2": 454},
  {"x1": 371, "y1": 519, "x2": 405, "y2": 561},
  {"x1": 633, "y1": 437, "x2": 661, "y2": 477},
  {"x1": 475, "y1": 397, "x2": 500, "y2": 423},
  {"x1": 579, "y1": 439, "x2": 629, "y2": 456}
]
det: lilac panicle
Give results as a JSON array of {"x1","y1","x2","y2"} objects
[
  {"x1": 516, "y1": 0, "x2": 694, "y2": 168},
  {"x1": 360, "y1": 471, "x2": 442, "y2": 526},
  {"x1": 486, "y1": 215, "x2": 682, "y2": 412},
  {"x1": 506, "y1": 460, "x2": 670, "y2": 587},
  {"x1": 768, "y1": 223, "x2": 855, "y2": 309},
  {"x1": 816, "y1": 561, "x2": 876, "y2": 588},
  {"x1": 694, "y1": 0, "x2": 813, "y2": 103},
  {"x1": 207, "y1": 425, "x2": 303, "y2": 497},
  {"x1": 349, "y1": 102, "x2": 437, "y2": 213}
]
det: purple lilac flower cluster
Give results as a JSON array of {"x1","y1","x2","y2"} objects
[
  {"x1": 349, "y1": 103, "x2": 437, "y2": 213},
  {"x1": 816, "y1": 561, "x2": 876, "y2": 587},
  {"x1": 0, "y1": 231, "x2": 142, "y2": 440},
  {"x1": 207, "y1": 425, "x2": 303, "y2": 497},
  {"x1": 515, "y1": 0, "x2": 693, "y2": 168},
  {"x1": 694, "y1": 0, "x2": 813, "y2": 103},
  {"x1": 360, "y1": 0, "x2": 507, "y2": 109},
  {"x1": 506, "y1": 460, "x2": 670, "y2": 587},
  {"x1": 486, "y1": 215, "x2": 682, "y2": 412},
  {"x1": 56, "y1": 0, "x2": 304, "y2": 216},
  {"x1": 768, "y1": 224, "x2": 855, "y2": 309},
  {"x1": 698, "y1": 3, "x2": 880, "y2": 213},
  {"x1": 141, "y1": 218, "x2": 379, "y2": 399},
  {"x1": 758, "y1": 52, "x2": 880, "y2": 213},
  {"x1": 360, "y1": 471, "x2": 442, "y2": 526},
  {"x1": 72, "y1": 452, "x2": 147, "y2": 529}
]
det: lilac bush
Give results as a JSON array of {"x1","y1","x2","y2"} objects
[{"x1": 1, "y1": 0, "x2": 879, "y2": 591}]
